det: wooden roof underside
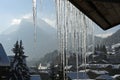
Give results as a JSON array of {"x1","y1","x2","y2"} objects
[{"x1": 69, "y1": 0, "x2": 120, "y2": 30}]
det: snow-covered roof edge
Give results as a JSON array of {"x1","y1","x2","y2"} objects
[{"x1": 0, "y1": 43, "x2": 10, "y2": 67}]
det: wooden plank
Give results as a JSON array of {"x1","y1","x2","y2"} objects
[{"x1": 69, "y1": 0, "x2": 120, "y2": 30}]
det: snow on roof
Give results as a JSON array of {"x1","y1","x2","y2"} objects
[
  {"x1": 79, "y1": 64, "x2": 89, "y2": 67},
  {"x1": 112, "y1": 43, "x2": 120, "y2": 49},
  {"x1": 72, "y1": 79, "x2": 94, "y2": 80},
  {"x1": 79, "y1": 69, "x2": 90, "y2": 72},
  {"x1": 67, "y1": 72, "x2": 89, "y2": 79},
  {"x1": 112, "y1": 74, "x2": 120, "y2": 79},
  {"x1": 38, "y1": 64, "x2": 47, "y2": 70},
  {"x1": 96, "y1": 75, "x2": 113, "y2": 80},
  {"x1": 65, "y1": 65, "x2": 72, "y2": 69},
  {"x1": 89, "y1": 60, "x2": 108, "y2": 64},
  {"x1": 86, "y1": 52, "x2": 93, "y2": 56},
  {"x1": 30, "y1": 75, "x2": 41, "y2": 80},
  {"x1": 90, "y1": 70, "x2": 108, "y2": 75},
  {"x1": 112, "y1": 65, "x2": 120, "y2": 69},
  {"x1": 0, "y1": 43, "x2": 10, "y2": 66}
]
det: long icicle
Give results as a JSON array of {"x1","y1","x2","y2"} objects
[
  {"x1": 63, "y1": 0, "x2": 66, "y2": 79},
  {"x1": 55, "y1": 0, "x2": 95, "y2": 79},
  {"x1": 32, "y1": 0, "x2": 37, "y2": 44}
]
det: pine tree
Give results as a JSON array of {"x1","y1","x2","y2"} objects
[
  {"x1": 103, "y1": 45, "x2": 107, "y2": 54},
  {"x1": 49, "y1": 64, "x2": 56, "y2": 80},
  {"x1": 9, "y1": 40, "x2": 30, "y2": 80}
]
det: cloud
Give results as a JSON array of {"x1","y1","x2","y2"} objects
[
  {"x1": 42, "y1": 18, "x2": 56, "y2": 28},
  {"x1": 10, "y1": 13, "x2": 57, "y2": 29},
  {"x1": 22, "y1": 14, "x2": 32, "y2": 19},
  {"x1": 11, "y1": 19, "x2": 21, "y2": 25},
  {"x1": 10, "y1": 14, "x2": 32, "y2": 26},
  {"x1": 95, "y1": 33, "x2": 113, "y2": 38}
]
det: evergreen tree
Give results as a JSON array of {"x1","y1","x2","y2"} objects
[
  {"x1": 49, "y1": 63, "x2": 71, "y2": 80},
  {"x1": 102, "y1": 45, "x2": 107, "y2": 54},
  {"x1": 49, "y1": 64, "x2": 56, "y2": 80},
  {"x1": 9, "y1": 40, "x2": 30, "y2": 80}
]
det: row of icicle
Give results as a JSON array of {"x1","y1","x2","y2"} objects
[
  {"x1": 32, "y1": 0, "x2": 94, "y2": 79},
  {"x1": 55, "y1": 0, "x2": 94, "y2": 80}
]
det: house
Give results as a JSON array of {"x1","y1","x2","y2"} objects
[
  {"x1": 90, "y1": 70, "x2": 109, "y2": 75},
  {"x1": 39, "y1": 72, "x2": 50, "y2": 80},
  {"x1": 96, "y1": 74, "x2": 113, "y2": 80},
  {"x1": 67, "y1": 72, "x2": 90, "y2": 80},
  {"x1": 0, "y1": 43, "x2": 10, "y2": 79},
  {"x1": 112, "y1": 74, "x2": 120, "y2": 80},
  {"x1": 38, "y1": 63, "x2": 48, "y2": 72},
  {"x1": 8, "y1": 55, "x2": 28, "y2": 65},
  {"x1": 65, "y1": 65, "x2": 75, "y2": 72},
  {"x1": 30, "y1": 75, "x2": 42, "y2": 80},
  {"x1": 112, "y1": 43, "x2": 120, "y2": 55},
  {"x1": 87, "y1": 70, "x2": 110, "y2": 79},
  {"x1": 108, "y1": 43, "x2": 120, "y2": 63}
]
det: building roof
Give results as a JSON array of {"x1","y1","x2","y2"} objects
[
  {"x1": 112, "y1": 43, "x2": 120, "y2": 49},
  {"x1": 96, "y1": 74, "x2": 113, "y2": 80},
  {"x1": 65, "y1": 65, "x2": 73, "y2": 70},
  {"x1": 38, "y1": 63, "x2": 47, "y2": 70},
  {"x1": 67, "y1": 72, "x2": 89, "y2": 79},
  {"x1": 90, "y1": 70, "x2": 108, "y2": 75},
  {"x1": 112, "y1": 74, "x2": 120, "y2": 79},
  {"x1": 30, "y1": 75, "x2": 42, "y2": 80},
  {"x1": 0, "y1": 43, "x2": 10, "y2": 67},
  {"x1": 69, "y1": 0, "x2": 120, "y2": 30}
]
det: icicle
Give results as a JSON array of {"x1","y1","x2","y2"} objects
[
  {"x1": 39, "y1": 0, "x2": 42, "y2": 11},
  {"x1": 55, "y1": 0, "x2": 95, "y2": 79},
  {"x1": 32, "y1": 0, "x2": 37, "y2": 44}
]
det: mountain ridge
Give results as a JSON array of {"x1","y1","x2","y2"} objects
[
  {"x1": 0, "y1": 18, "x2": 57, "y2": 66},
  {"x1": 38, "y1": 29, "x2": 120, "y2": 65}
]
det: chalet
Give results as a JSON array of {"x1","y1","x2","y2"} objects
[
  {"x1": 0, "y1": 43, "x2": 10, "y2": 79},
  {"x1": 107, "y1": 43, "x2": 120, "y2": 63},
  {"x1": 38, "y1": 63, "x2": 48, "y2": 72}
]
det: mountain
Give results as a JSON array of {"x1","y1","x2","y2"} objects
[
  {"x1": 0, "y1": 16, "x2": 119, "y2": 66},
  {"x1": 0, "y1": 18, "x2": 57, "y2": 66},
  {"x1": 95, "y1": 29, "x2": 120, "y2": 47},
  {"x1": 103, "y1": 29, "x2": 120, "y2": 46},
  {"x1": 38, "y1": 29, "x2": 120, "y2": 65},
  {"x1": 94, "y1": 36, "x2": 104, "y2": 46},
  {"x1": 38, "y1": 50, "x2": 60, "y2": 65}
]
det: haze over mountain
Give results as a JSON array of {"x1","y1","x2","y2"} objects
[
  {"x1": 0, "y1": 18, "x2": 57, "y2": 65},
  {"x1": 103, "y1": 29, "x2": 120, "y2": 46},
  {"x1": 39, "y1": 29, "x2": 120, "y2": 65},
  {"x1": 95, "y1": 29, "x2": 120, "y2": 46},
  {"x1": 0, "y1": 15, "x2": 119, "y2": 66}
]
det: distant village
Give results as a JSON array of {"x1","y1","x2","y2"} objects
[{"x1": 0, "y1": 40, "x2": 120, "y2": 80}]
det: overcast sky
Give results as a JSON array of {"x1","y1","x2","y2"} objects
[{"x1": 0, "y1": 0, "x2": 120, "y2": 37}]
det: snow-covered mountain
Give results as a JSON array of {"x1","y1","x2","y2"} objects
[
  {"x1": 103, "y1": 29, "x2": 120, "y2": 46},
  {"x1": 0, "y1": 18, "x2": 57, "y2": 65},
  {"x1": 95, "y1": 29, "x2": 120, "y2": 46}
]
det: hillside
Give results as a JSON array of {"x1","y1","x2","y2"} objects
[
  {"x1": 38, "y1": 29, "x2": 120, "y2": 65},
  {"x1": 0, "y1": 17, "x2": 119, "y2": 66},
  {"x1": 103, "y1": 29, "x2": 120, "y2": 46},
  {"x1": 0, "y1": 18, "x2": 57, "y2": 66}
]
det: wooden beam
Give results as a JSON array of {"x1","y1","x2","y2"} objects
[
  {"x1": 86, "y1": 0, "x2": 111, "y2": 26},
  {"x1": 86, "y1": 0, "x2": 120, "y2": 3}
]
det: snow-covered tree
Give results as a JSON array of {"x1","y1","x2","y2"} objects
[{"x1": 9, "y1": 40, "x2": 30, "y2": 80}]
